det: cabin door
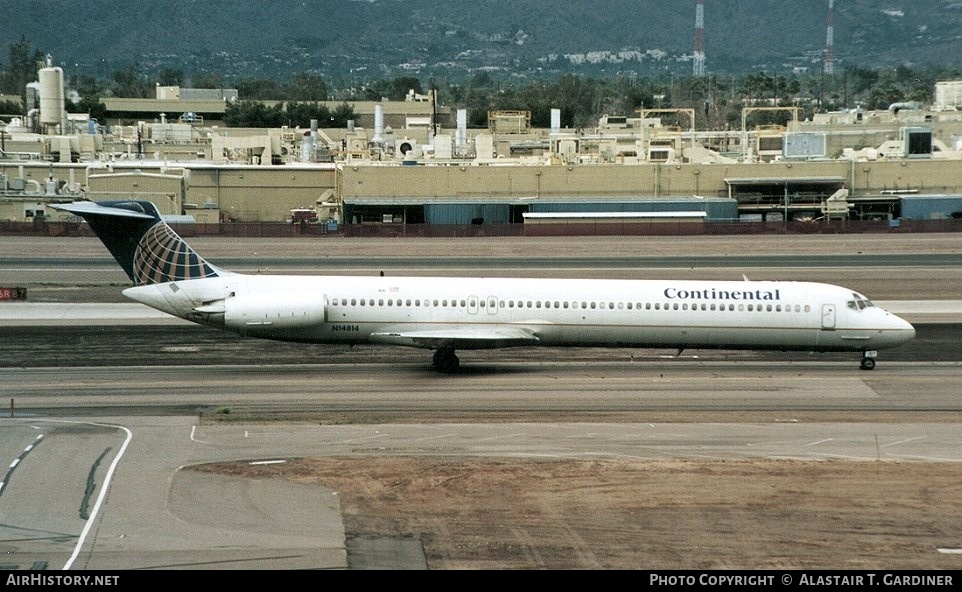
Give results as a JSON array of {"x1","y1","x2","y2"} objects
[{"x1": 821, "y1": 304, "x2": 836, "y2": 329}]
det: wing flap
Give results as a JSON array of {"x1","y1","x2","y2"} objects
[{"x1": 370, "y1": 325, "x2": 540, "y2": 350}]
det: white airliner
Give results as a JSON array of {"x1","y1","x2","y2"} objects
[{"x1": 53, "y1": 200, "x2": 915, "y2": 372}]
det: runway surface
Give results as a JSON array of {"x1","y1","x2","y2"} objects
[{"x1": 1, "y1": 233, "x2": 961, "y2": 570}]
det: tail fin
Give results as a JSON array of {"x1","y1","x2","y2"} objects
[{"x1": 52, "y1": 200, "x2": 221, "y2": 285}]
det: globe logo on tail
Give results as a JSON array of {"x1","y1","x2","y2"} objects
[{"x1": 133, "y1": 222, "x2": 219, "y2": 285}]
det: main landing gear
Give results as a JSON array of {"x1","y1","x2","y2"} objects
[
  {"x1": 432, "y1": 345, "x2": 460, "y2": 373},
  {"x1": 860, "y1": 350, "x2": 878, "y2": 371}
]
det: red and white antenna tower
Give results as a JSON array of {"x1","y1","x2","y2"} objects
[
  {"x1": 824, "y1": 0, "x2": 835, "y2": 75},
  {"x1": 693, "y1": 0, "x2": 705, "y2": 77}
]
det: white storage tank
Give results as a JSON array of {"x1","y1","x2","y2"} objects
[{"x1": 39, "y1": 66, "x2": 65, "y2": 129}]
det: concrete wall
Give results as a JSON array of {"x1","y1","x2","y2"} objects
[
  {"x1": 0, "y1": 162, "x2": 337, "y2": 223},
  {"x1": 6, "y1": 157, "x2": 962, "y2": 223},
  {"x1": 337, "y1": 159, "x2": 962, "y2": 201},
  {"x1": 184, "y1": 166, "x2": 337, "y2": 222}
]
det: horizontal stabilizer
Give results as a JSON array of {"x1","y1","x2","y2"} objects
[{"x1": 52, "y1": 200, "x2": 158, "y2": 220}]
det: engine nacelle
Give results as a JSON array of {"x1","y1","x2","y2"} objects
[{"x1": 224, "y1": 292, "x2": 325, "y2": 334}]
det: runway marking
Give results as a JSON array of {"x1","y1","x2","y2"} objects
[
  {"x1": 189, "y1": 425, "x2": 210, "y2": 444},
  {"x1": 806, "y1": 439, "x2": 835, "y2": 447},
  {"x1": 937, "y1": 548, "x2": 962, "y2": 554},
  {"x1": 5, "y1": 418, "x2": 131, "y2": 570},
  {"x1": 57, "y1": 420, "x2": 132, "y2": 571},
  {"x1": 410, "y1": 433, "x2": 457, "y2": 443},
  {"x1": 881, "y1": 436, "x2": 926, "y2": 448},
  {"x1": 1, "y1": 434, "x2": 44, "y2": 495},
  {"x1": 249, "y1": 460, "x2": 286, "y2": 465},
  {"x1": 479, "y1": 433, "x2": 527, "y2": 442}
]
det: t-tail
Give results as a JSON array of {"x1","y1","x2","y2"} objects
[{"x1": 52, "y1": 200, "x2": 222, "y2": 285}]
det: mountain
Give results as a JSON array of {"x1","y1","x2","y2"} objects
[{"x1": 3, "y1": 0, "x2": 962, "y2": 84}]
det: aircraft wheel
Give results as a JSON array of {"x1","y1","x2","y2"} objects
[
  {"x1": 441, "y1": 354, "x2": 460, "y2": 373},
  {"x1": 433, "y1": 346, "x2": 460, "y2": 372},
  {"x1": 860, "y1": 357, "x2": 876, "y2": 371}
]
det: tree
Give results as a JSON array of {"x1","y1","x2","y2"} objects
[
  {"x1": 331, "y1": 102, "x2": 357, "y2": 127},
  {"x1": 236, "y1": 77, "x2": 286, "y2": 100},
  {"x1": 66, "y1": 96, "x2": 108, "y2": 123},
  {"x1": 111, "y1": 63, "x2": 152, "y2": 98},
  {"x1": 191, "y1": 72, "x2": 225, "y2": 89},
  {"x1": 157, "y1": 68, "x2": 185, "y2": 87},
  {"x1": 287, "y1": 73, "x2": 328, "y2": 101},
  {"x1": 3, "y1": 36, "x2": 44, "y2": 102},
  {"x1": 0, "y1": 99, "x2": 22, "y2": 115},
  {"x1": 224, "y1": 101, "x2": 286, "y2": 127},
  {"x1": 69, "y1": 74, "x2": 103, "y2": 98},
  {"x1": 389, "y1": 76, "x2": 423, "y2": 101}
]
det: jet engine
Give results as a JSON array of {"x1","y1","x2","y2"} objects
[{"x1": 223, "y1": 292, "x2": 326, "y2": 336}]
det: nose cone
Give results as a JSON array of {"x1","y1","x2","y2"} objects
[
  {"x1": 888, "y1": 313, "x2": 916, "y2": 346},
  {"x1": 898, "y1": 316, "x2": 916, "y2": 343}
]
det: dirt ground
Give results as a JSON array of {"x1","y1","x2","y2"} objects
[{"x1": 195, "y1": 455, "x2": 962, "y2": 570}]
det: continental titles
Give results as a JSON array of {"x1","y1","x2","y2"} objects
[{"x1": 664, "y1": 287, "x2": 781, "y2": 301}]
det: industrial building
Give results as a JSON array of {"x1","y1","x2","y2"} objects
[{"x1": 4, "y1": 60, "x2": 962, "y2": 232}]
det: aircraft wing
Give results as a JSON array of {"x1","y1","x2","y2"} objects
[{"x1": 369, "y1": 324, "x2": 540, "y2": 350}]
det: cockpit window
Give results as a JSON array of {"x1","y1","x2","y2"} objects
[{"x1": 848, "y1": 293, "x2": 874, "y2": 311}]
